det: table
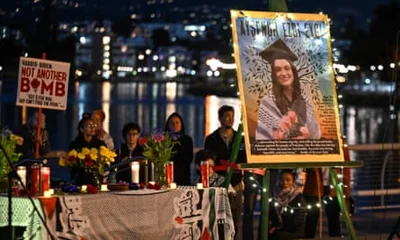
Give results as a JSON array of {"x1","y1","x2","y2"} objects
[{"x1": 0, "y1": 187, "x2": 235, "y2": 240}]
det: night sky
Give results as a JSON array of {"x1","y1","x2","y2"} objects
[{"x1": 0, "y1": 0, "x2": 397, "y2": 28}]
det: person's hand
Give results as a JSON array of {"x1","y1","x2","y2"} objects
[
  {"x1": 287, "y1": 111, "x2": 298, "y2": 124},
  {"x1": 273, "y1": 129, "x2": 285, "y2": 140},
  {"x1": 36, "y1": 134, "x2": 42, "y2": 145},
  {"x1": 279, "y1": 116, "x2": 292, "y2": 133},
  {"x1": 268, "y1": 227, "x2": 276, "y2": 234},
  {"x1": 299, "y1": 126, "x2": 309, "y2": 138}
]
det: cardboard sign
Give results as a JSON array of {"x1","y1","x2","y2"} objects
[
  {"x1": 16, "y1": 57, "x2": 70, "y2": 110},
  {"x1": 230, "y1": 10, "x2": 344, "y2": 163}
]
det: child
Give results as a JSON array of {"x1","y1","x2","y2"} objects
[
  {"x1": 194, "y1": 149, "x2": 225, "y2": 187},
  {"x1": 269, "y1": 169, "x2": 306, "y2": 240}
]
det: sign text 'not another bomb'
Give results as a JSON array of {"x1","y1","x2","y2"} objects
[{"x1": 16, "y1": 57, "x2": 71, "y2": 110}]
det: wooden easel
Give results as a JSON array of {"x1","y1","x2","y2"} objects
[{"x1": 223, "y1": 123, "x2": 363, "y2": 240}]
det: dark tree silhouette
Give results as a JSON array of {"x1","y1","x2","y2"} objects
[{"x1": 151, "y1": 28, "x2": 171, "y2": 49}]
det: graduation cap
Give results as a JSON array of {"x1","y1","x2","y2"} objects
[{"x1": 259, "y1": 38, "x2": 298, "y2": 64}]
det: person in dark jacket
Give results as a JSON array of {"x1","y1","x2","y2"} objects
[
  {"x1": 69, "y1": 114, "x2": 106, "y2": 185},
  {"x1": 69, "y1": 115, "x2": 106, "y2": 150},
  {"x1": 15, "y1": 112, "x2": 50, "y2": 160},
  {"x1": 204, "y1": 105, "x2": 245, "y2": 240},
  {"x1": 268, "y1": 170, "x2": 306, "y2": 240},
  {"x1": 115, "y1": 122, "x2": 144, "y2": 182},
  {"x1": 165, "y1": 112, "x2": 194, "y2": 186}
]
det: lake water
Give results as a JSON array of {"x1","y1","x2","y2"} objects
[
  {"x1": 0, "y1": 80, "x2": 395, "y2": 149},
  {"x1": 1, "y1": 80, "x2": 399, "y2": 206}
]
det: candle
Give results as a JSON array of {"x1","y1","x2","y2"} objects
[
  {"x1": 100, "y1": 184, "x2": 108, "y2": 191},
  {"x1": 149, "y1": 162, "x2": 155, "y2": 182},
  {"x1": 141, "y1": 160, "x2": 149, "y2": 184},
  {"x1": 196, "y1": 183, "x2": 203, "y2": 190},
  {"x1": 16, "y1": 166, "x2": 27, "y2": 187},
  {"x1": 48, "y1": 188, "x2": 54, "y2": 195},
  {"x1": 43, "y1": 190, "x2": 51, "y2": 198},
  {"x1": 31, "y1": 164, "x2": 40, "y2": 195},
  {"x1": 170, "y1": 182, "x2": 177, "y2": 189},
  {"x1": 130, "y1": 161, "x2": 140, "y2": 183},
  {"x1": 166, "y1": 161, "x2": 174, "y2": 188},
  {"x1": 81, "y1": 185, "x2": 87, "y2": 192},
  {"x1": 41, "y1": 167, "x2": 50, "y2": 192},
  {"x1": 201, "y1": 161, "x2": 209, "y2": 188}
]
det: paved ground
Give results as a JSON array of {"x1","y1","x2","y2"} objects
[{"x1": 251, "y1": 209, "x2": 400, "y2": 239}]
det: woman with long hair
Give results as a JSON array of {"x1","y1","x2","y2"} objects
[{"x1": 255, "y1": 39, "x2": 320, "y2": 140}]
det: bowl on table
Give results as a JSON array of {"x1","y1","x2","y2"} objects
[{"x1": 107, "y1": 183, "x2": 129, "y2": 191}]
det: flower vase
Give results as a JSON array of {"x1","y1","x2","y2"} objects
[
  {"x1": 72, "y1": 168, "x2": 100, "y2": 188},
  {"x1": 155, "y1": 161, "x2": 166, "y2": 188}
]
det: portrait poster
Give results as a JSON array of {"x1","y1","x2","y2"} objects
[{"x1": 230, "y1": 10, "x2": 344, "y2": 163}]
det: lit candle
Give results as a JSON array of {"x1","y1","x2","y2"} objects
[
  {"x1": 81, "y1": 185, "x2": 87, "y2": 192},
  {"x1": 201, "y1": 161, "x2": 209, "y2": 188},
  {"x1": 41, "y1": 167, "x2": 50, "y2": 192},
  {"x1": 48, "y1": 188, "x2": 54, "y2": 195},
  {"x1": 197, "y1": 183, "x2": 203, "y2": 190},
  {"x1": 131, "y1": 161, "x2": 140, "y2": 183},
  {"x1": 170, "y1": 182, "x2": 177, "y2": 189},
  {"x1": 101, "y1": 184, "x2": 108, "y2": 191},
  {"x1": 166, "y1": 161, "x2": 174, "y2": 188},
  {"x1": 16, "y1": 166, "x2": 27, "y2": 187},
  {"x1": 43, "y1": 190, "x2": 51, "y2": 198},
  {"x1": 31, "y1": 164, "x2": 40, "y2": 195}
]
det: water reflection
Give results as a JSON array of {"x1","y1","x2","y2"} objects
[{"x1": 0, "y1": 80, "x2": 396, "y2": 152}]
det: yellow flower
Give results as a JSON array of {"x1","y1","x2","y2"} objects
[
  {"x1": 9, "y1": 134, "x2": 24, "y2": 146},
  {"x1": 78, "y1": 148, "x2": 90, "y2": 159},
  {"x1": 59, "y1": 157, "x2": 66, "y2": 166},
  {"x1": 90, "y1": 148, "x2": 99, "y2": 161},
  {"x1": 68, "y1": 149, "x2": 78, "y2": 157}
]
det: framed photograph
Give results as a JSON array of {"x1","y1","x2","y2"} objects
[{"x1": 230, "y1": 10, "x2": 344, "y2": 163}]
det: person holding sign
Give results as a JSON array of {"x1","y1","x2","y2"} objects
[
  {"x1": 255, "y1": 39, "x2": 321, "y2": 140},
  {"x1": 15, "y1": 112, "x2": 50, "y2": 160}
]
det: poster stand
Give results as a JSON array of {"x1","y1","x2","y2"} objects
[{"x1": 224, "y1": 124, "x2": 363, "y2": 240}]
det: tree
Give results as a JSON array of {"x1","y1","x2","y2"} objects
[{"x1": 151, "y1": 28, "x2": 171, "y2": 49}]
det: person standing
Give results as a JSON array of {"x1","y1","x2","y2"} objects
[
  {"x1": 15, "y1": 112, "x2": 50, "y2": 160},
  {"x1": 165, "y1": 112, "x2": 193, "y2": 186},
  {"x1": 115, "y1": 122, "x2": 144, "y2": 183},
  {"x1": 92, "y1": 109, "x2": 114, "y2": 150},
  {"x1": 204, "y1": 105, "x2": 245, "y2": 240}
]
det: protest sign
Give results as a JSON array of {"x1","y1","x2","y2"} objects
[{"x1": 16, "y1": 57, "x2": 70, "y2": 110}]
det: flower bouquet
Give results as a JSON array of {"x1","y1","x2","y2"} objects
[
  {"x1": 0, "y1": 128, "x2": 23, "y2": 192},
  {"x1": 59, "y1": 146, "x2": 116, "y2": 187},
  {"x1": 273, "y1": 111, "x2": 309, "y2": 140},
  {"x1": 139, "y1": 130, "x2": 179, "y2": 187}
]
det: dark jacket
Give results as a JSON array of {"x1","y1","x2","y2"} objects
[
  {"x1": 15, "y1": 124, "x2": 50, "y2": 160},
  {"x1": 204, "y1": 128, "x2": 246, "y2": 186},
  {"x1": 115, "y1": 143, "x2": 144, "y2": 183},
  {"x1": 69, "y1": 134, "x2": 106, "y2": 184},
  {"x1": 69, "y1": 134, "x2": 106, "y2": 150},
  {"x1": 270, "y1": 194, "x2": 306, "y2": 239},
  {"x1": 165, "y1": 113, "x2": 194, "y2": 186}
]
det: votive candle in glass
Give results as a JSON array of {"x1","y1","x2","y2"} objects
[
  {"x1": 31, "y1": 164, "x2": 40, "y2": 195},
  {"x1": 16, "y1": 166, "x2": 27, "y2": 187},
  {"x1": 131, "y1": 161, "x2": 140, "y2": 183},
  {"x1": 201, "y1": 161, "x2": 209, "y2": 188},
  {"x1": 41, "y1": 167, "x2": 50, "y2": 192},
  {"x1": 166, "y1": 161, "x2": 174, "y2": 188}
]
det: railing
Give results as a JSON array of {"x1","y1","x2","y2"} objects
[{"x1": 349, "y1": 143, "x2": 400, "y2": 210}]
